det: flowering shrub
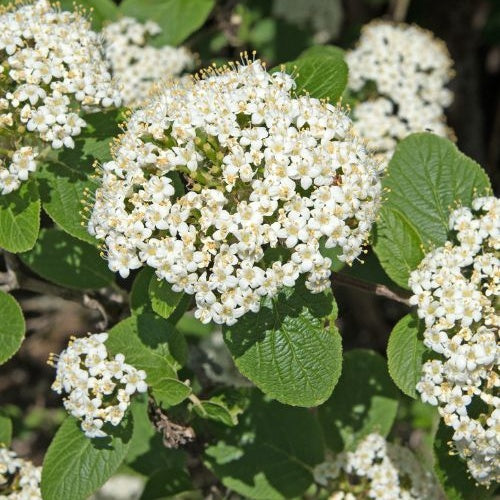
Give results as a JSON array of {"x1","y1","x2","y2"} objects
[{"x1": 0, "y1": 1, "x2": 497, "y2": 500}]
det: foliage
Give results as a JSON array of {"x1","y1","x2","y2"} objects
[{"x1": 0, "y1": 1, "x2": 497, "y2": 499}]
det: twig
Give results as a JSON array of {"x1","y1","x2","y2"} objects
[
  {"x1": 331, "y1": 271, "x2": 411, "y2": 306},
  {"x1": 390, "y1": 0, "x2": 411, "y2": 22}
]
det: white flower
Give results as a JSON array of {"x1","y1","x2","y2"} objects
[
  {"x1": 0, "y1": 447, "x2": 41, "y2": 499},
  {"x1": 50, "y1": 333, "x2": 147, "y2": 439},
  {"x1": 346, "y1": 21, "x2": 454, "y2": 167},
  {"x1": 0, "y1": 0, "x2": 121, "y2": 195},
  {"x1": 89, "y1": 59, "x2": 381, "y2": 326},
  {"x1": 102, "y1": 17, "x2": 194, "y2": 107},
  {"x1": 313, "y1": 433, "x2": 440, "y2": 499},
  {"x1": 410, "y1": 196, "x2": 500, "y2": 486}
]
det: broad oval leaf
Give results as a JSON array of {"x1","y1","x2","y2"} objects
[
  {"x1": 20, "y1": 228, "x2": 114, "y2": 290},
  {"x1": 0, "y1": 180, "x2": 40, "y2": 253},
  {"x1": 119, "y1": 0, "x2": 215, "y2": 46},
  {"x1": 41, "y1": 416, "x2": 133, "y2": 500},
  {"x1": 0, "y1": 290, "x2": 25, "y2": 365},
  {"x1": 380, "y1": 133, "x2": 491, "y2": 252},
  {"x1": 387, "y1": 314, "x2": 427, "y2": 398},
  {"x1": 38, "y1": 161, "x2": 96, "y2": 245},
  {"x1": 318, "y1": 349, "x2": 399, "y2": 452},
  {"x1": 205, "y1": 392, "x2": 324, "y2": 499},
  {"x1": 373, "y1": 206, "x2": 424, "y2": 289},
  {"x1": 223, "y1": 281, "x2": 342, "y2": 407},
  {"x1": 277, "y1": 47, "x2": 348, "y2": 103},
  {"x1": 107, "y1": 314, "x2": 188, "y2": 406}
]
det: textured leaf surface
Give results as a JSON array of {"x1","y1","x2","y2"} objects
[
  {"x1": 38, "y1": 161, "x2": 95, "y2": 245},
  {"x1": 205, "y1": 393, "x2": 324, "y2": 499},
  {"x1": 387, "y1": 314, "x2": 427, "y2": 398},
  {"x1": 153, "y1": 378, "x2": 192, "y2": 408},
  {"x1": 223, "y1": 281, "x2": 342, "y2": 407},
  {"x1": 318, "y1": 349, "x2": 399, "y2": 452},
  {"x1": 279, "y1": 47, "x2": 348, "y2": 103},
  {"x1": 374, "y1": 207, "x2": 425, "y2": 289},
  {"x1": 41, "y1": 416, "x2": 132, "y2": 500},
  {"x1": 434, "y1": 422, "x2": 491, "y2": 500},
  {"x1": 0, "y1": 291, "x2": 25, "y2": 365},
  {"x1": 381, "y1": 133, "x2": 491, "y2": 251},
  {"x1": 149, "y1": 277, "x2": 184, "y2": 320},
  {"x1": 107, "y1": 314, "x2": 187, "y2": 401},
  {"x1": 0, "y1": 180, "x2": 40, "y2": 253},
  {"x1": 120, "y1": 0, "x2": 215, "y2": 46},
  {"x1": 20, "y1": 229, "x2": 114, "y2": 290}
]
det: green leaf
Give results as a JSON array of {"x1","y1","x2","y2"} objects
[
  {"x1": 380, "y1": 133, "x2": 491, "y2": 251},
  {"x1": 39, "y1": 110, "x2": 122, "y2": 245},
  {"x1": 373, "y1": 207, "x2": 425, "y2": 289},
  {"x1": 0, "y1": 180, "x2": 40, "y2": 253},
  {"x1": 223, "y1": 280, "x2": 342, "y2": 407},
  {"x1": 20, "y1": 228, "x2": 114, "y2": 290},
  {"x1": 130, "y1": 267, "x2": 155, "y2": 315},
  {"x1": 149, "y1": 277, "x2": 184, "y2": 320},
  {"x1": 107, "y1": 314, "x2": 187, "y2": 393},
  {"x1": 277, "y1": 47, "x2": 348, "y2": 103},
  {"x1": 140, "y1": 467, "x2": 193, "y2": 500},
  {"x1": 193, "y1": 390, "x2": 246, "y2": 427},
  {"x1": 205, "y1": 393, "x2": 324, "y2": 499},
  {"x1": 38, "y1": 161, "x2": 96, "y2": 245},
  {"x1": 119, "y1": 0, "x2": 215, "y2": 46},
  {"x1": 318, "y1": 349, "x2": 399, "y2": 452},
  {"x1": 58, "y1": 0, "x2": 119, "y2": 29},
  {"x1": 0, "y1": 414, "x2": 12, "y2": 446},
  {"x1": 153, "y1": 378, "x2": 192, "y2": 408},
  {"x1": 434, "y1": 422, "x2": 492, "y2": 500},
  {"x1": 41, "y1": 416, "x2": 133, "y2": 500},
  {"x1": 0, "y1": 291, "x2": 25, "y2": 365},
  {"x1": 387, "y1": 314, "x2": 427, "y2": 398}
]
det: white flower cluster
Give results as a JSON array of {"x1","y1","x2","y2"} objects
[
  {"x1": 0, "y1": 0, "x2": 121, "y2": 195},
  {"x1": 89, "y1": 59, "x2": 381, "y2": 326},
  {"x1": 346, "y1": 21, "x2": 454, "y2": 166},
  {"x1": 314, "y1": 433, "x2": 440, "y2": 499},
  {"x1": 103, "y1": 17, "x2": 194, "y2": 107},
  {"x1": 0, "y1": 447, "x2": 41, "y2": 499},
  {"x1": 409, "y1": 197, "x2": 499, "y2": 485},
  {"x1": 50, "y1": 333, "x2": 147, "y2": 439}
]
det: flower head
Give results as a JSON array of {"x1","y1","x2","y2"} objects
[
  {"x1": 0, "y1": 447, "x2": 41, "y2": 499},
  {"x1": 50, "y1": 333, "x2": 147, "y2": 438},
  {"x1": 409, "y1": 196, "x2": 500, "y2": 485},
  {"x1": 0, "y1": 0, "x2": 121, "y2": 194},
  {"x1": 102, "y1": 17, "x2": 194, "y2": 107},
  {"x1": 314, "y1": 433, "x2": 440, "y2": 499},
  {"x1": 346, "y1": 21, "x2": 454, "y2": 166},
  {"x1": 89, "y1": 58, "x2": 381, "y2": 325}
]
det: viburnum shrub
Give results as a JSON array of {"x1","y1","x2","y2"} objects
[{"x1": 0, "y1": 1, "x2": 497, "y2": 499}]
